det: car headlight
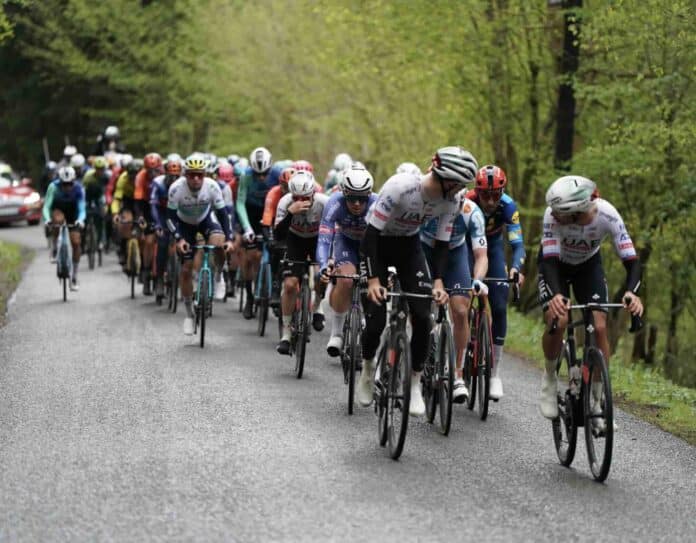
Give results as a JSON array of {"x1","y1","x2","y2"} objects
[{"x1": 24, "y1": 192, "x2": 40, "y2": 205}]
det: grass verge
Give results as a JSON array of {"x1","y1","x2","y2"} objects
[
  {"x1": 505, "y1": 308, "x2": 696, "y2": 446},
  {"x1": 0, "y1": 240, "x2": 33, "y2": 326}
]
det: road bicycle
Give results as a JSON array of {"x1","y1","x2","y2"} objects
[
  {"x1": 373, "y1": 273, "x2": 433, "y2": 460},
  {"x1": 280, "y1": 258, "x2": 316, "y2": 379},
  {"x1": 192, "y1": 244, "x2": 216, "y2": 348},
  {"x1": 84, "y1": 205, "x2": 103, "y2": 270},
  {"x1": 53, "y1": 222, "x2": 74, "y2": 302},
  {"x1": 423, "y1": 302, "x2": 455, "y2": 435},
  {"x1": 254, "y1": 241, "x2": 273, "y2": 337},
  {"x1": 120, "y1": 221, "x2": 141, "y2": 299},
  {"x1": 165, "y1": 243, "x2": 180, "y2": 313},
  {"x1": 463, "y1": 275, "x2": 519, "y2": 421},
  {"x1": 331, "y1": 272, "x2": 365, "y2": 415},
  {"x1": 550, "y1": 298, "x2": 642, "y2": 482}
]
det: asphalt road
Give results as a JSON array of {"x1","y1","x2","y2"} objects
[{"x1": 1, "y1": 224, "x2": 695, "y2": 542}]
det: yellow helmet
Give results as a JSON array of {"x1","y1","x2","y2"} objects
[{"x1": 184, "y1": 153, "x2": 208, "y2": 173}]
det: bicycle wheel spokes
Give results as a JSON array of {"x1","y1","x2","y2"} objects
[
  {"x1": 347, "y1": 308, "x2": 362, "y2": 415},
  {"x1": 437, "y1": 321, "x2": 455, "y2": 435},
  {"x1": 552, "y1": 346, "x2": 578, "y2": 467},
  {"x1": 387, "y1": 331, "x2": 411, "y2": 460},
  {"x1": 584, "y1": 349, "x2": 613, "y2": 482}
]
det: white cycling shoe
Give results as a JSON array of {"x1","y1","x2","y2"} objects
[
  {"x1": 452, "y1": 378, "x2": 469, "y2": 404},
  {"x1": 489, "y1": 377, "x2": 504, "y2": 400},
  {"x1": 326, "y1": 336, "x2": 343, "y2": 357},
  {"x1": 357, "y1": 359, "x2": 374, "y2": 407},
  {"x1": 539, "y1": 371, "x2": 558, "y2": 419},
  {"x1": 183, "y1": 317, "x2": 194, "y2": 336},
  {"x1": 214, "y1": 277, "x2": 226, "y2": 301},
  {"x1": 409, "y1": 375, "x2": 426, "y2": 417}
]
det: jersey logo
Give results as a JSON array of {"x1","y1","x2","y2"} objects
[
  {"x1": 511, "y1": 210, "x2": 520, "y2": 224},
  {"x1": 462, "y1": 202, "x2": 471, "y2": 214}
]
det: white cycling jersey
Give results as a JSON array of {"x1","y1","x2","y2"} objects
[
  {"x1": 367, "y1": 172, "x2": 458, "y2": 240},
  {"x1": 541, "y1": 198, "x2": 637, "y2": 265},
  {"x1": 167, "y1": 176, "x2": 226, "y2": 225},
  {"x1": 275, "y1": 192, "x2": 329, "y2": 238}
]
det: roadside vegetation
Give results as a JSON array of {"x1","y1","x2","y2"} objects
[{"x1": 0, "y1": 240, "x2": 31, "y2": 325}]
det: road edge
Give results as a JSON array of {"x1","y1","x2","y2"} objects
[{"x1": 0, "y1": 239, "x2": 34, "y2": 327}]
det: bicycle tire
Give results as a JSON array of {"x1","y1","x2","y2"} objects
[
  {"x1": 237, "y1": 273, "x2": 245, "y2": 313},
  {"x1": 437, "y1": 319, "x2": 455, "y2": 436},
  {"x1": 294, "y1": 282, "x2": 310, "y2": 379},
  {"x1": 63, "y1": 277, "x2": 67, "y2": 302},
  {"x1": 584, "y1": 348, "x2": 613, "y2": 482},
  {"x1": 376, "y1": 341, "x2": 390, "y2": 447},
  {"x1": 347, "y1": 306, "x2": 362, "y2": 415},
  {"x1": 87, "y1": 224, "x2": 96, "y2": 270},
  {"x1": 257, "y1": 264, "x2": 269, "y2": 337},
  {"x1": 476, "y1": 312, "x2": 492, "y2": 421},
  {"x1": 387, "y1": 330, "x2": 411, "y2": 460},
  {"x1": 424, "y1": 329, "x2": 438, "y2": 424},
  {"x1": 464, "y1": 308, "x2": 477, "y2": 410},
  {"x1": 171, "y1": 256, "x2": 180, "y2": 314},
  {"x1": 552, "y1": 343, "x2": 578, "y2": 467},
  {"x1": 199, "y1": 269, "x2": 210, "y2": 349}
]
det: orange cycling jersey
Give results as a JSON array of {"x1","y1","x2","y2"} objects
[
  {"x1": 134, "y1": 169, "x2": 155, "y2": 201},
  {"x1": 261, "y1": 185, "x2": 283, "y2": 227}
]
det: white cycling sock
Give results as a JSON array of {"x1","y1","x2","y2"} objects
[
  {"x1": 331, "y1": 311, "x2": 346, "y2": 337},
  {"x1": 184, "y1": 298, "x2": 194, "y2": 318},
  {"x1": 545, "y1": 358, "x2": 557, "y2": 376},
  {"x1": 492, "y1": 344, "x2": 503, "y2": 378}
]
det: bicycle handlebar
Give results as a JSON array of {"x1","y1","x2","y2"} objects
[
  {"x1": 548, "y1": 296, "x2": 643, "y2": 335},
  {"x1": 483, "y1": 271, "x2": 520, "y2": 302}
]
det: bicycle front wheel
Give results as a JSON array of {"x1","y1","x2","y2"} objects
[
  {"x1": 387, "y1": 331, "x2": 411, "y2": 460},
  {"x1": 294, "y1": 283, "x2": 311, "y2": 379},
  {"x1": 199, "y1": 269, "x2": 211, "y2": 348},
  {"x1": 257, "y1": 264, "x2": 269, "y2": 337},
  {"x1": 584, "y1": 348, "x2": 613, "y2": 482},
  {"x1": 476, "y1": 313, "x2": 492, "y2": 421},
  {"x1": 552, "y1": 343, "x2": 578, "y2": 467},
  {"x1": 346, "y1": 306, "x2": 362, "y2": 415},
  {"x1": 437, "y1": 320, "x2": 455, "y2": 436}
]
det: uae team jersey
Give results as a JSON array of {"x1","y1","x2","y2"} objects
[
  {"x1": 275, "y1": 193, "x2": 329, "y2": 238},
  {"x1": 167, "y1": 177, "x2": 227, "y2": 225}
]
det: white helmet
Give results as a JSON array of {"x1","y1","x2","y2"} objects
[
  {"x1": 104, "y1": 125, "x2": 120, "y2": 139},
  {"x1": 396, "y1": 162, "x2": 422, "y2": 176},
  {"x1": 342, "y1": 165, "x2": 374, "y2": 195},
  {"x1": 58, "y1": 166, "x2": 76, "y2": 183},
  {"x1": 249, "y1": 147, "x2": 272, "y2": 173},
  {"x1": 70, "y1": 153, "x2": 86, "y2": 169},
  {"x1": 288, "y1": 171, "x2": 316, "y2": 197},
  {"x1": 431, "y1": 146, "x2": 478, "y2": 186},
  {"x1": 333, "y1": 153, "x2": 352, "y2": 172},
  {"x1": 166, "y1": 153, "x2": 182, "y2": 164},
  {"x1": 546, "y1": 175, "x2": 596, "y2": 215},
  {"x1": 63, "y1": 145, "x2": 77, "y2": 158},
  {"x1": 119, "y1": 154, "x2": 133, "y2": 169}
]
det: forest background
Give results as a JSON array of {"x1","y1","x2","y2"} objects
[{"x1": 1, "y1": 0, "x2": 694, "y2": 390}]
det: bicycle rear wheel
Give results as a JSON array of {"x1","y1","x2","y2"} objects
[
  {"x1": 552, "y1": 344, "x2": 578, "y2": 467},
  {"x1": 237, "y1": 274, "x2": 245, "y2": 313},
  {"x1": 584, "y1": 348, "x2": 613, "y2": 482},
  {"x1": 387, "y1": 331, "x2": 411, "y2": 460},
  {"x1": 376, "y1": 341, "x2": 390, "y2": 447},
  {"x1": 294, "y1": 282, "x2": 310, "y2": 379},
  {"x1": 476, "y1": 313, "x2": 492, "y2": 421},
  {"x1": 437, "y1": 320, "x2": 455, "y2": 435},
  {"x1": 423, "y1": 330, "x2": 438, "y2": 424}
]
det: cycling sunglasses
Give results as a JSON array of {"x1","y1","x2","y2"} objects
[
  {"x1": 478, "y1": 188, "x2": 503, "y2": 200},
  {"x1": 292, "y1": 195, "x2": 312, "y2": 202},
  {"x1": 345, "y1": 195, "x2": 369, "y2": 204}
]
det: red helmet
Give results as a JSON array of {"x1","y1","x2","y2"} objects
[
  {"x1": 292, "y1": 160, "x2": 313, "y2": 173},
  {"x1": 475, "y1": 165, "x2": 507, "y2": 190},
  {"x1": 165, "y1": 160, "x2": 182, "y2": 176},
  {"x1": 144, "y1": 152, "x2": 163, "y2": 171},
  {"x1": 279, "y1": 167, "x2": 295, "y2": 186},
  {"x1": 218, "y1": 162, "x2": 234, "y2": 182}
]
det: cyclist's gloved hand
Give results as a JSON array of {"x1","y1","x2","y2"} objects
[
  {"x1": 320, "y1": 264, "x2": 333, "y2": 284},
  {"x1": 155, "y1": 226, "x2": 164, "y2": 237},
  {"x1": 472, "y1": 279, "x2": 489, "y2": 296},
  {"x1": 223, "y1": 240, "x2": 235, "y2": 253},
  {"x1": 176, "y1": 238, "x2": 191, "y2": 255},
  {"x1": 243, "y1": 229, "x2": 256, "y2": 244},
  {"x1": 137, "y1": 216, "x2": 147, "y2": 229},
  {"x1": 75, "y1": 220, "x2": 84, "y2": 229}
]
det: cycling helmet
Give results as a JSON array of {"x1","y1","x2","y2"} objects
[
  {"x1": 93, "y1": 156, "x2": 107, "y2": 169},
  {"x1": 70, "y1": 153, "x2": 86, "y2": 170},
  {"x1": 546, "y1": 175, "x2": 597, "y2": 215},
  {"x1": 396, "y1": 162, "x2": 422, "y2": 176},
  {"x1": 431, "y1": 146, "x2": 478, "y2": 186},
  {"x1": 144, "y1": 152, "x2": 163, "y2": 171},
  {"x1": 293, "y1": 159, "x2": 314, "y2": 173},
  {"x1": 333, "y1": 153, "x2": 352, "y2": 172},
  {"x1": 279, "y1": 167, "x2": 295, "y2": 186},
  {"x1": 58, "y1": 166, "x2": 76, "y2": 183},
  {"x1": 475, "y1": 165, "x2": 507, "y2": 190},
  {"x1": 45, "y1": 161, "x2": 58, "y2": 175},
  {"x1": 184, "y1": 153, "x2": 208, "y2": 173},
  {"x1": 342, "y1": 166, "x2": 374, "y2": 195},
  {"x1": 249, "y1": 147, "x2": 272, "y2": 173},
  {"x1": 165, "y1": 153, "x2": 182, "y2": 164},
  {"x1": 127, "y1": 158, "x2": 143, "y2": 176},
  {"x1": 104, "y1": 125, "x2": 120, "y2": 140},
  {"x1": 63, "y1": 145, "x2": 77, "y2": 158},
  {"x1": 227, "y1": 154, "x2": 240, "y2": 165},
  {"x1": 164, "y1": 159, "x2": 182, "y2": 177},
  {"x1": 218, "y1": 162, "x2": 234, "y2": 182},
  {"x1": 288, "y1": 171, "x2": 316, "y2": 197},
  {"x1": 119, "y1": 154, "x2": 133, "y2": 169}
]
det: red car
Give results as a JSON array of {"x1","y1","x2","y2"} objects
[{"x1": 0, "y1": 163, "x2": 43, "y2": 226}]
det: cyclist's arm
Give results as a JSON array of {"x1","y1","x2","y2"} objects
[
  {"x1": 472, "y1": 247, "x2": 488, "y2": 282},
  {"x1": 210, "y1": 184, "x2": 232, "y2": 240},
  {"x1": 76, "y1": 184, "x2": 87, "y2": 223},
  {"x1": 42, "y1": 183, "x2": 55, "y2": 223},
  {"x1": 505, "y1": 201, "x2": 526, "y2": 271},
  {"x1": 540, "y1": 207, "x2": 563, "y2": 295},
  {"x1": 110, "y1": 175, "x2": 125, "y2": 215},
  {"x1": 273, "y1": 197, "x2": 293, "y2": 241},
  {"x1": 468, "y1": 206, "x2": 489, "y2": 280},
  {"x1": 166, "y1": 206, "x2": 181, "y2": 238},
  {"x1": 606, "y1": 202, "x2": 641, "y2": 294},
  {"x1": 133, "y1": 173, "x2": 147, "y2": 220},
  {"x1": 316, "y1": 199, "x2": 338, "y2": 270},
  {"x1": 234, "y1": 174, "x2": 251, "y2": 232},
  {"x1": 149, "y1": 185, "x2": 163, "y2": 230}
]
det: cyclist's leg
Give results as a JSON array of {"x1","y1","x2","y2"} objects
[
  {"x1": 328, "y1": 236, "x2": 361, "y2": 343},
  {"x1": 178, "y1": 224, "x2": 197, "y2": 333},
  {"x1": 487, "y1": 242, "x2": 510, "y2": 375},
  {"x1": 269, "y1": 242, "x2": 285, "y2": 304},
  {"x1": 118, "y1": 209, "x2": 134, "y2": 266},
  {"x1": 201, "y1": 213, "x2": 226, "y2": 298},
  {"x1": 278, "y1": 233, "x2": 304, "y2": 349},
  {"x1": 244, "y1": 209, "x2": 264, "y2": 305},
  {"x1": 570, "y1": 252, "x2": 610, "y2": 362}
]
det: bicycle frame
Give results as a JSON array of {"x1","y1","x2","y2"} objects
[{"x1": 195, "y1": 244, "x2": 216, "y2": 305}]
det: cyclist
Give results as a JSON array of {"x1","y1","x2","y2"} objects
[
  {"x1": 215, "y1": 162, "x2": 240, "y2": 296},
  {"x1": 421, "y1": 190, "x2": 488, "y2": 402},
  {"x1": 465, "y1": 165, "x2": 526, "y2": 400},
  {"x1": 324, "y1": 152, "x2": 352, "y2": 192},
  {"x1": 58, "y1": 145, "x2": 77, "y2": 168},
  {"x1": 81, "y1": 156, "x2": 111, "y2": 250},
  {"x1": 111, "y1": 158, "x2": 142, "y2": 268},
  {"x1": 70, "y1": 153, "x2": 87, "y2": 181},
  {"x1": 317, "y1": 165, "x2": 377, "y2": 356},
  {"x1": 357, "y1": 146, "x2": 477, "y2": 417},
  {"x1": 274, "y1": 171, "x2": 329, "y2": 355},
  {"x1": 151, "y1": 158, "x2": 183, "y2": 299},
  {"x1": 167, "y1": 154, "x2": 234, "y2": 335},
  {"x1": 134, "y1": 153, "x2": 164, "y2": 295},
  {"x1": 42, "y1": 166, "x2": 86, "y2": 290},
  {"x1": 537, "y1": 175, "x2": 643, "y2": 421}
]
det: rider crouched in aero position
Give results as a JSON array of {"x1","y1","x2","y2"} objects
[
  {"x1": 316, "y1": 165, "x2": 377, "y2": 356},
  {"x1": 166, "y1": 154, "x2": 235, "y2": 335},
  {"x1": 420, "y1": 186, "x2": 488, "y2": 403},
  {"x1": 358, "y1": 146, "x2": 477, "y2": 416},
  {"x1": 42, "y1": 166, "x2": 86, "y2": 290},
  {"x1": 150, "y1": 157, "x2": 183, "y2": 299},
  {"x1": 537, "y1": 175, "x2": 643, "y2": 423},
  {"x1": 134, "y1": 153, "x2": 164, "y2": 295},
  {"x1": 274, "y1": 171, "x2": 329, "y2": 355},
  {"x1": 466, "y1": 165, "x2": 526, "y2": 399}
]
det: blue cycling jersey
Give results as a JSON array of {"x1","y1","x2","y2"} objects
[
  {"x1": 42, "y1": 180, "x2": 86, "y2": 223},
  {"x1": 316, "y1": 191, "x2": 377, "y2": 270},
  {"x1": 420, "y1": 197, "x2": 486, "y2": 250}
]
